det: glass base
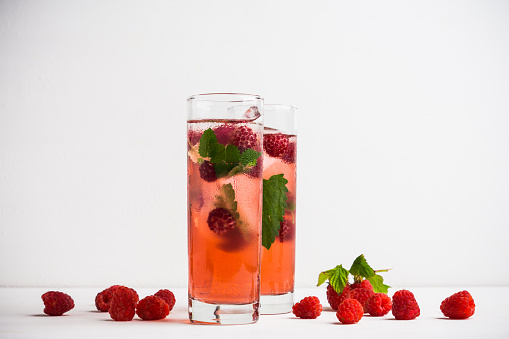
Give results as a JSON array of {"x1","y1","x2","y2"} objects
[
  {"x1": 260, "y1": 292, "x2": 294, "y2": 314},
  {"x1": 188, "y1": 297, "x2": 259, "y2": 325}
]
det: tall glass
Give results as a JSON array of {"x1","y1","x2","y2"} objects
[
  {"x1": 187, "y1": 93, "x2": 264, "y2": 324},
  {"x1": 260, "y1": 104, "x2": 297, "y2": 314}
]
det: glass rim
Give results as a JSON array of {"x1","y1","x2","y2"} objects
[
  {"x1": 187, "y1": 93, "x2": 262, "y2": 103},
  {"x1": 264, "y1": 104, "x2": 297, "y2": 110}
]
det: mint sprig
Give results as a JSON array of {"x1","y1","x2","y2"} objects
[
  {"x1": 317, "y1": 254, "x2": 391, "y2": 294},
  {"x1": 262, "y1": 174, "x2": 288, "y2": 250},
  {"x1": 193, "y1": 128, "x2": 261, "y2": 178}
]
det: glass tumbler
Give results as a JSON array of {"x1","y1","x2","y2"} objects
[
  {"x1": 187, "y1": 93, "x2": 264, "y2": 324},
  {"x1": 260, "y1": 104, "x2": 297, "y2": 314}
]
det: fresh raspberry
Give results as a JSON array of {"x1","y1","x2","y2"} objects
[
  {"x1": 326, "y1": 284, "x2": 352, "y2": 311},
  {"x1": 207, "y1": 207, "x2": 237, "y2": 235},
  {"x1": 136, "y1": 296, "x2": 170, "y2": 320},
  {"x1": 351, "y1": 279, "x2": 373, "y2": 291},
  {"x1": 264, "y1": 133, "x2": 289, "y2": 158},
  {"x1": 282, "y1": 141, "x2": 296, "y2": 164},
  {"x1": 154, "y1": 289, "x2": 176, "y2": 312},
  {"x1": 336, "y1": 299, "x2": 364, "y2": 324},
  {"x1": 440, "y1": 290, "x2": 475, "y2": 319},
  {"x1": 95, "y1": 285, "x2": 120, "y2": 312},
  {"x1": 199, "y1": 161, "x2": 217, "y2": 182},
  {"x1": 96, "y1": 285, "x2": 138, "y2": 312},
  {"x1": 391, "y1": 289, "x2": 420, "y2": 320},
  {"x1": 232, "y1": 125, "x2": 259, "y2": 152},
  {"x1": 108, "y1": 286, "x2": 138, "y2": 321},
  {"x1": 365, "y1": 293, "x2": 392, "y2": 316},
  {"x1": 41, "y1": 291, "x2": 74, "y2": 316},
  {"x1": 292, "y1": 296, "x2": 323, "y2": 319},
  {"x1": 350, "y1": 288, "x2": 374, "y2": 313}
]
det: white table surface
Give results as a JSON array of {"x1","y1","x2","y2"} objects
[{"x1": 1, "y1": 286, "x2": 507, "y2": 338}]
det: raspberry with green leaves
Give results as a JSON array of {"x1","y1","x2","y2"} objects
[
  {"x1": 318, "y1": 255, "x2": 390, "y2": 301},
  {"x1": 326, "y1": 283, "x2": 352, "y2": 310}
]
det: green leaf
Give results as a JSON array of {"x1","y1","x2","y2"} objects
[
  {"x1": 350, "y1": 254, "x2": 375, "y2": 279},
  {"x1": 225, "y1": 145, "x2": 241, "y2": 163},
  {"x1": 214, "y1": 163, "x2": 236, "y2": 178},
  {"x1": 215, "y1": 183, "x2": 240, "y2": 221},
  {"x1": 367, "y1": 274, "x2": 390, "y2": 294},
  {"x1": 240, "y1": 148, "x2": 262, "y2": 167},
  {"x1": 317, "y1": 265, "x2": 350, "y2": 293},
  {"x1": 209, "y1": 143, "x2": 226, "y2": 164},
  {"x1": 262, "y1": 174, "x2": 288, "y2": 250},
  {"x1": 198, "y1": 128, "x2": 218, "y2": 157}
]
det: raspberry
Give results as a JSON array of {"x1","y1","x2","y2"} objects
[
  {"x1": 365, "y1": 293, "x2": 392, "y2": 316},
  {"x1": 154, "y1": 289, "x2": 176, "y2": 312},
  {"x1": 351, "y1": 279, "x2": 373, "y2": 291},
  {"x1": 213, "y1": 124, "x2": 235, "y2": 145},
  {"x1": 292, "y1": 296, "x2": 323, "y2": 319},
  {"x1": 232, "y1": 125, "x2": 259, "y2": 152},
  {"x1": 207, "y1": 207, "x2": 237, "y2": 235},
  {"x1": 336, "y1": 299, "x2": 364, "y2": 324},
  {"x1": 95, "y1": 285, "x2": 120, "y2": 312},
  {"x1": 109, "y1": 286, "x2": 138, "y2": 321},
  {"x1": 187, "y1": 130, "x2": 201, "y2": 150},
  {"x1": 350, "y1": 288, "x2": 375, "y2": 313},
  {"x1": 391, "y1": 289, "x2": 420, "y2": 320},
  {"x1": 136, "y1": 296, "x2": 170, "y2": 320},
  {"x1": 281, "y1": 141, "x2": 296, "y2": 164},
  {"x1": 326, "y1": 284, "x2": 352, "y2": 311},
  {"x1": 440, "y1": 290, "x2": 475, "y2": 319},
  {"x1": 41, "y1": 291, "x2": 74, "y2": 316},
  {"x1": 96, "y1": 285, "x2": 138, "y2": 312},
  {"x1": 264, "y1": 133, "x2": 289, "y2": 158},
  {"x1": 199, "y1": 161, "x2": 217, "y2": 182}
]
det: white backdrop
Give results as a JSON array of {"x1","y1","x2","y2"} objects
[{"x1": 1, "y1": 0, "x2": 508, "y2": 289}]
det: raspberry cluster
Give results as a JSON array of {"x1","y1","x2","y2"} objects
[{"x1": 41, "y1": 286, "x2": 176, "y2": 321}]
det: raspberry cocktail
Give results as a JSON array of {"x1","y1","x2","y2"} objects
[
  {"x1": 260, "y1": 104, "x2": 297, "y2": 314},
  {"x1": 187, "y1": 93, "x2": 264, "y2": 324}
]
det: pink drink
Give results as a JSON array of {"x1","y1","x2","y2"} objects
[
  {"x1": 259, "y1": 104, "x2": 297, "y2": 314},
  {"x1": 187, "y1": 93, "x2": 264, "y2": 324}
]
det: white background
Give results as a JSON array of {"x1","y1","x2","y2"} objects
[{"x1": 1, "y1": 0, "x2": 508, "y2": 289}]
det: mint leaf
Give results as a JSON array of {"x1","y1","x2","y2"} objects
[
  {"x1": 240, "y1": 148, "x2": 262, "y2": 167},
  {"x1": 209, "y1": 143, "x2": 226, "y2": 164},
  {"x1": 225, "y1": 144, "x2": 240, "y2": 163},
  {"x1": 262, "y1": 174, "x2": 288, "y2": 250},
  {"x1": 198, "y1": 128, "x2": 218, "y2": 157},
  {"x1": 367, "y1": 274, "x2": 390, "y2": 294},
  {"x1": 317, "y1": 265, "x2": 350, "y2": 293},
  {"x1": 350, "y1": 254, "x2": 375, "y2": 280}
]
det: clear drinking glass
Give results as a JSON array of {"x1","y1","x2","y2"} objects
[
  {"x1": 187, "y1": 93, "x2": 264, "y2": 324},
  {"x1": 260, "y1": 104, "x2": 297, "y2": 314}
]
